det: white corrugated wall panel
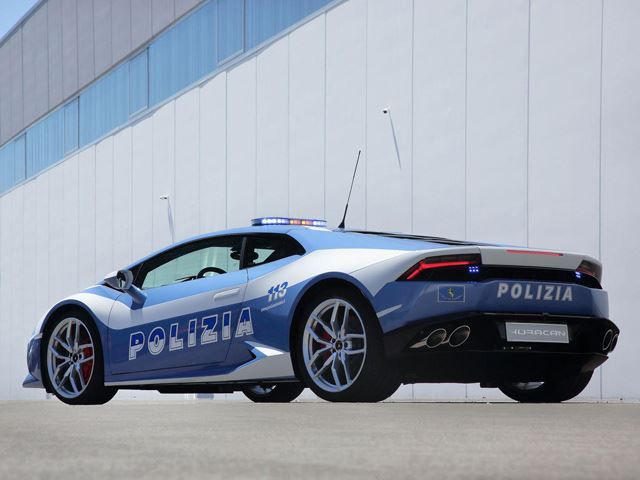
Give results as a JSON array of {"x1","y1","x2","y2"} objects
[
  {"x1": 226, "y1": 60, "x2": 257, "y2": 228},
  {"x1": 412, "y1": 0, "x2": 467, "y2": 240},
  {"x1": 113, "y1": 128, "x2": 134, "y2": 268},
  {"x1": 62, "y1": 155, "x2": 80, "y2": 296},
  {"x1": 95, "y1": 138, "x2": 115, "y2": 282},
  {"x1": 131, "y1": 120, "x2": 154, "y2": 261},
  {"x1": 528, "y1": 0, "x2": 602, "y2": 258},
  {"x1": 77, "y1": 147, "x2": 97, "y2": 289},
  {"x1": 600, "y1": 0, "x2": 640, "y2": 399},
  {"x1": 288, "y1": 16, "x2": 326, "y2": 219},
  {"x1": 365, "y1": 0, "x2": 413, "y2": 233},
  {"x1": 325, "y1": 0, "x2": 367, "y2": 230},
  {"x1": 151, "y1": 103, "x2": 176, "y2": 250},
  {"x1": 198, "y1": 73, "x2": 228, "y2": 233},
  {"x1": 174, "y1": 89, "x2": 201, "y2": 242},
  {"x1": 466, "y1": 0, "x2": 529, "y2": 247},
  {"x1": 256, "y1": 38, "x2": 289, "y2": 218}
]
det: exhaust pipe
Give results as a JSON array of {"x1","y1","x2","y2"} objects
[
  {"x1": 448, "y1": 325, "x2": 471, "y2": 348},
  {"x1": 602, "y1": 329, "x2": 613, "y2": 351},
  {"x1": 426, "y1": 328, "x2": 447, "y2": 348},
  {"x1": 610, "y1": 333, "x2": 618, "y2": 352},
  {"x1": 410, "y1": 326, "x2": 471, "y2": 349}
]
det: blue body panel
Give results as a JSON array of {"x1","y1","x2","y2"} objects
[{"x1": 372, "y1": 280, "x2": 609, "y2": 334}]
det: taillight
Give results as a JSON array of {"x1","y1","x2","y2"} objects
[
  {"x1": 400, "y1": 254, "x2": 481, "y2": 281},
  {"x1": 577, "y1": 259, "x2": 602, "y2": 282}
]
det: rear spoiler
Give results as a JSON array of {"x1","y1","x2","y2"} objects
[{"x1": 479, "y1": 246, "x2": 599, "y2": 272}]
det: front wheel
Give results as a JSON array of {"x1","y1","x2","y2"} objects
[
  {"x1": 42, "y1": 312, "x2": 117, "y2": 405},
  {"x1": 294, "y1": 288, "x2": 400, "y2": 402},
  {"x1": 242, "y1": 383, "x2": 304, "y2": 403},
  {"x1": 499, "y1": 371, "x2": 593, "y2": 403}
]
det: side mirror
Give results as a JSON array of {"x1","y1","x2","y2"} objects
[
  {"x1": 104, "y1": 270, "x2": 134, "y2": 291},
  {"x1": 104, "y1": 270, "x2": 146, "y2": 306}
]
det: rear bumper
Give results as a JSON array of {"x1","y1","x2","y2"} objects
[
  {"x1": 383, "y1": 312, "x2": 618, "y2": 384},
  {"x1": 398, "y1": 350, "x2": 607, "y2": 384}
]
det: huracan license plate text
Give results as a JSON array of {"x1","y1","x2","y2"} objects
[{"x1": 505, "y1": 322, "x2": 569, "y2": 344}]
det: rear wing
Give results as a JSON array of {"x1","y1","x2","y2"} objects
[{"x1": 479, "y1": 246, "x2": 600, "y2": 272}]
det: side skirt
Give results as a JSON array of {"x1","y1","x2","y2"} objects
[{"x1": 105, "y1": 343, "x2": 295, "y2": 387}]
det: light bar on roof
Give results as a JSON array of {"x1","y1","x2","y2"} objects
[{"x1": 251, "y1": 217, "x2": 327, "y2": 227}]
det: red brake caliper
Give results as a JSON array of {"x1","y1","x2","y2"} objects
[
  {"x1": 81, "y1": 347, "x2": 93, "y2": 382},
  {"x1": 318, "y1": 327, "x2": 333, "y2": 364}
]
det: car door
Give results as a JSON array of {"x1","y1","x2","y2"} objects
[
  {"x1": 108, "y1": 235, "x2": 248, "y2": 375},
  {"x1": 224, "y1": 234, "x2": 306, "y2": 368}
]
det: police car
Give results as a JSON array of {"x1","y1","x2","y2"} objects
[{"x1": 24, "y1": 217, "x2": 619, "y2": 404}]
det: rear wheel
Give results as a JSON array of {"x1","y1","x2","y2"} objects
[
  {"x1": 294, "y1": 288, "x2": 400, "y2": 402},
  {"x1": 42, "y1": 312, "x2": 117, "y2": 405},
  {"x1": 242, "y1": 383, "x2": 304, "y2": 403},
  {"x1": 499, "y1": 371, "x2": 593, "y2": 403}
]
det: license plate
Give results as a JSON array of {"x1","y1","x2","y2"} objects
[{"x1": 505, "y1": 322, "x2": 569, "y2": 344}]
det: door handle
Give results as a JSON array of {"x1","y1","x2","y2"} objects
[{"x1": 213, "y1": 288, "x2": 240, "y2": 302}]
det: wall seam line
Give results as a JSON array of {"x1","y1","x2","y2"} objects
[
  {"x1": 526, "y1": 0, "x2": 532, "y2": 248},
  {"x1": 597, "y1": 0, "x2": 605, "y2": 402},
  {"x1": 323, "y1": 12, "x2": 328, "y2": 219},
  {"x1": 464, "y1": 0, "x2": 468, "y2": 242},
  {"x1": 364, "y1": 0, "x2": 368, "y2": 229},
  {"x1": 410, "y1": 0, "x2": 415, "y2": 234},
  {"x1": 464, "y1": 0, "x2": 469, "y2": 402},
  {"x1": 287, "y1": 37, "x2": 291, "y2": 217}
]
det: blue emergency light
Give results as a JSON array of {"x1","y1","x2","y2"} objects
[{"x1": 251, "y1": 217, "x2": 328, "y2": 227}]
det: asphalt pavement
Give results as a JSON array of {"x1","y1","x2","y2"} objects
[{"x1": 0, "y1": 400, "x2": 638, "y2": 479}]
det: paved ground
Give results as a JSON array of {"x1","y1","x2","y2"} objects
[{"x1": 0, "y1": 401, "x2": 639, "y2": 479}]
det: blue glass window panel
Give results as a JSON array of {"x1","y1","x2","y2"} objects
[
  {"x1": 217, "y1": 0, "x2": 244, "y2": 63},
  {"x1": 26, "y1": 108, "x2": 64, "y2": 177},
  {"x1": 64, "y1": 99, "x2": 79, "y2": 154},
  {"x1": 0, "y1": 142, "x2": 14, "y2": 192},
  {"x1": 130, "y1": 50, "x2": 149, "y2": 115},
  {"x1": 79, "y1": 62, "x2": 129, "y2": 147},
  {"x1": 13, "y1": 134, "x2": 26, "y2": 183},
  {"x1": 245, "y1": 0, "x2": 330, "y2": 49},
  {"x1": 149, "y1": 2, "x2": 216, "y2": 106}
]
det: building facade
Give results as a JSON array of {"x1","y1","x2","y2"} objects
[{"x1": 0, "y1": 0, "x2": 638, "y2": 400}]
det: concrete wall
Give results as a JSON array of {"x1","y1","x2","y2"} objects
[
  {"x1": 0, "y1": 0, "x2": 205, "y2": 145},
  {"x1": 1, "y1": 0, "x2": 639, "y2": 401}
]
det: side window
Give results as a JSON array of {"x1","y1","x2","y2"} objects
[
  {"x1": 245, "y1": 235, "x2": 305, "y2": 268},
  {"x1": 139, "y1": 236, "x2": 243, "y2": 290}
]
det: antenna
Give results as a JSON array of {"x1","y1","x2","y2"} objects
[{"x1": 338, "y1": 149, "x2": 361, "y2": 230}]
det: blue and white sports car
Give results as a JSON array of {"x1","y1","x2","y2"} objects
[{"x1": 24, "y1": 217, "x2": 619, "y2": 404}]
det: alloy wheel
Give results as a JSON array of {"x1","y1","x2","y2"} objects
[
  {"x1": 302, "y1": 299, "x2": 367, "y2": 393},
  {"x1": 46, "y1": 317, "x2": 95, "y2": 399}
]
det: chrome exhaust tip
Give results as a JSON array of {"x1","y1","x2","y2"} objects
[
  {"x1": 610, "y1": 333, "x2": 618, "y2": 352},
  {"x1": 602, "y1": 329, "x2": 613, "y2": 351},
  {"x1": 426, "y1": 328, "x2": 447, "y2": 348},
  {"x1": 448, "y1": 325, "x2": 471, "y2": 348}
]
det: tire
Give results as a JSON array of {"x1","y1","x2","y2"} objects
[
  {"x1": 242, "y1": 383, "x2": 305, "y2": 403},
  {"x1": 42, "y1": 311, "x2": 117, "y2": 405},
  {"x1": 499, "y1": 371, "x2": 593, "y2": 403},
  {"x1": 294, "y1": 287, "x2": 401, "y2": 402}
]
